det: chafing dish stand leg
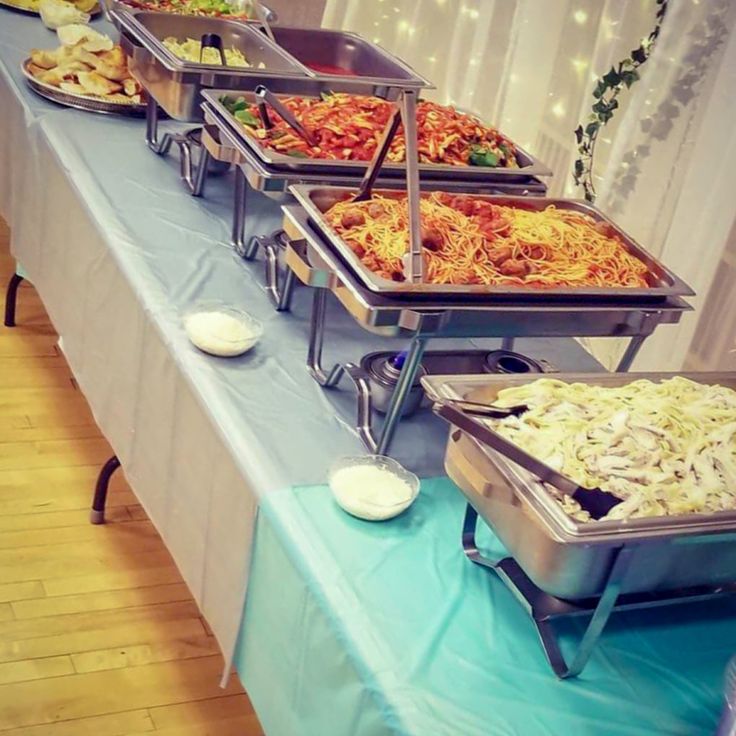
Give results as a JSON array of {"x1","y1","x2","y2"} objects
[
  {"x1": 307, "y1": 289, "x2": 346, "y2": 387},
  {"x1": 263, "y1": 230, "x2": 297, "y2": 312},
  {"x1": 501, "y1": 337, "x2": 515, "y2": 351},
  {"x1": 232, "y1": 169, "x2": 259, "y2": 260},
  {"x1": 616, "y1": 335, "x2": 647, "y2": 372},
  {"x1": 145, "y1": 99, "x2": 209, "y2": 197},
  {"x1": 4, "y1": 272, "x2": 24, "y2": 327},
  {"x1": 90, "y1": 455, "x2": 121, "y2": 525},
  {"x1": 375, "y1": 335, "x2": 429, "y2": 455},
  {"x1": 461, "y1": 504, "x2": 635, "y2": 679}
]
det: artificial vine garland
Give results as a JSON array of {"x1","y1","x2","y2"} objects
[{"x1": 573, "y1": 0, "x2": 669, "y2": 202}]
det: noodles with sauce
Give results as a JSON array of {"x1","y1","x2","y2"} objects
[{"x1": 325, "y1": 193, "x2": 650, "y2": 288}]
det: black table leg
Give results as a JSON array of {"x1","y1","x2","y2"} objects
[
  {"x1": 90, "y1": 455, "x2": 121, "y2": 525},
  {"x1": 4, "y1": 273, "x2": 24, "y2": 327}
]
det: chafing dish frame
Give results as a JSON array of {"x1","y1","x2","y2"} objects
[
  {"x1": 200, "y1": 88, "x2": 552, "y2": 182},
  {"x1": 281, "y1": 204, "x2": 690, "y2": 454},
  {"x1": 421, "y1": 370, "x2": 736, "y2": 677}
]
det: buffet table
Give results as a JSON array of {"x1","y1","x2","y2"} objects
[
  {"x1": 0, "y1": 11, "x2": 733, "y2": 736},
  {"x1": 0, "y1": 12, "x2": 600, "y2": 669}
]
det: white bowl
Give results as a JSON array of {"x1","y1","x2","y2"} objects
[
  {"x1": 183, "y1": 302, "x2": 263, "y2": 357},
  {"x1": 328, "y1": 455, "x2": 420, "y2": 521}
]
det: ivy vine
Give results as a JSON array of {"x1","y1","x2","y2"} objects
[{"x1": 573, "y1": 0, "x2": 670, "y2": 202}]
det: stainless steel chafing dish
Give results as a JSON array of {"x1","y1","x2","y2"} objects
[
  {"x1": 288, "y1": 185, "x2": 693, "y2": 302},
  {"x1": 423, "y1": 371, "x2": 736, "y2": 599},
  {"x1": 200, "y1": 88, "x2": 552, "y2": 184},
  {"x1": 281, "y1": 203, "x2": 691, "y2": 455},
  {"x1": 256, "y1": 25, "x2": 431, "y2": 98},
  {"x1": 115, "y1": 10, "x2": 309, "y2": 120}
]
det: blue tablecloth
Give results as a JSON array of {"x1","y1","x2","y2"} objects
[{"x1": 237, "y1": 478, "x2": 736, "y2": 736}]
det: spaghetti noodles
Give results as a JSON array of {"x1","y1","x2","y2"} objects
[
  {"x1": 221, "y1": 93, "x2": 518, "y2": 168},
  {"x1": 324, "y1": 193, "x2": 650, "y2": 288}
]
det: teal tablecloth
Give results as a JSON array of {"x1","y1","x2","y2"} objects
[{"x1": 236, "y1": 477, "x2": 736, "y2": 735}]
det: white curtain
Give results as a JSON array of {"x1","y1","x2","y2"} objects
[{"x1": 322, "y1": 0, "x2": 736, "y2": 371}]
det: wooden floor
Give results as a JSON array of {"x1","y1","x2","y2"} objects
[{"x1": 0, "y1": 219, "x2": 263, "y2": 735}]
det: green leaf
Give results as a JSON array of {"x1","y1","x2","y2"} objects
[
  {"x1": 622, "y1": 69, "x2": 640, "y2": 88},
  {"x1": 320, "y1": 91, "x2": 335, "y2": 101},
  {"x1": 468, "y1": 145, "x2": 499, "y2": 167},
  {"x1": 585, "y1": 122, "x2": 599, "y2": 136},
  {"x1": 574, "y1": 125, "x2": 584, "y2": 144},
  {"x1": 631, "y1": 46, "x2": 647, "y2": 64},
  {"x1": 286, "y1": 150, "x2": 309, "y2": 158},
  {"x1": 574, "y1": 159, "x2": 584, "y2": 176},
  {"x1": 602, "y1": 67, "x2": 621, "y2": 87},
  {"x1": 234, "y1": 109, "x2": 260, "y2": 128}
]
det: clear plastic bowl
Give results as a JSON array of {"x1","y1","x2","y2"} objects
[
  {"x1": 183, "y1": 301, "x2": 263, "y2": 357},
  {"x1": 328, "y1": 455, "x2": 420, "y2": 521}
]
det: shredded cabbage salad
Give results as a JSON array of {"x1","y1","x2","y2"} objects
[
  {"x1": 488, "y1": 377, "x2": 736, "y2": 521},
  {"x1": 162, "y1": 37, "x2": 258, "y2": 67}
]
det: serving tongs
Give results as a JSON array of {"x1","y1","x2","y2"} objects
[
  {"x1": 349, "y1": 90, "x2": 424, "y2": 283},
  {"x1": 254, "y1": 85, "x2": 317, "y2": 147},
  {"x1": 199, "y1": 34, "x2": 228, "y2": 66},
  {"x1": 434, "y1": 400, "x2": 623, "y2": 520}
]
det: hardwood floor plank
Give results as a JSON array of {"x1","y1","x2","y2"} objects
[
  {"x1": 0, "y1": 438, "x2": 113, "y2": 472},
  {"x1": 0, "y1": 656, "x2": 74, "y2": 686},
  {"x1": 0, "y1": 657, "x2": 241, "y2": 730},
  {"x1": 0, "y1": 335, "x2": 59, "y2": 357},
  {"x1": 71, "y1": 635, "x2": 220, "y2": 674},
  {"x1": 42, "y1": 566, "x2": 181, "y2": 598},
  {"x1": 0, "y1": 506, "x2": 131, "y2": 534},
  {"x1": 0, "y1": 520, "x2": 157, "y2": 552},
  {"x1": 0, "y1": 581, "x2": 45, "y2": 604},
  {"x1": 0, "y1": 616, "x2": 209, "y2": 665},
  {"x1": 148, "y1": 694, "x2": 256, "y2": 728},
  {"x1": 0, "y1": 709, "x2": 154, "y2": 736},
  {"x1": 0, "y1": 358, "x2": 74, "y2": 389},
  {"x1": 12, "y1": 583, "x2": 191, "y2": 620},
  {"x1": 133, "y1": 714, "x2": 262, "y2": 736}
]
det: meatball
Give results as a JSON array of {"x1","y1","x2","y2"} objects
[
  {"x1": 487, "y1": 245, "x2": 513, "y2": 265},
  {"x1": 499, "y1": 259, "x2": 529, "y2": 277},
  {"x1": 341, "y1": 209, "x2": 366, "y2": 229},
  {"x1": 367, "y1": 202, "x2": 385, "y2": 219},
  {"x1": 421, "y1": 226, "x2": 444, "y2": 252}
]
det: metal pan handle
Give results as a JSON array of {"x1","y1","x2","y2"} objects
[{"x1": 433, "y1": 401, "x2": 582, "y2": 498}]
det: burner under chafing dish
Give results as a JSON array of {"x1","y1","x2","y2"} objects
[{"x1": 361, "y1": 349, "x2": 550, "y2": 416}]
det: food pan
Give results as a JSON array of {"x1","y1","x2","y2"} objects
[
  {"x1": 202, "y1": 97, "x2": 549, "y2": 199},
  {"x1": 289, "y1": 185, "x2": 694, "y2": 302},
  {"x1": 115, "y1": 9, "x2": 310, "y2": 119},
  {"x1": 258, "y1": 26, "x2": 431, "y2": 97},
  {"x1": 422, "y1": 371, "x2": 736, "y2": 599},
  {"x1": 200, "y1": 89, "x2": 551, "y2": 183}
]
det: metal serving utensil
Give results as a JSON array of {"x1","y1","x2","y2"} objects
[
  {"x1": 254, "y1": 85, "x2": 317, "y2": 147},
  {"x1": 350, "y1": 90, "x2": 424, "y2": 283},
  {"x1": 351, "y1": 107, "x2": 402, "y2": 203},
  {"x1": 434, "y1": 400, "x2": 623, "y2": 520},
  {"x1": 252, "y1": 0, "x2": 276, "y2": 44},
  {"x1": 199, "y1": 33, "x2": 227, "y2": 66}
]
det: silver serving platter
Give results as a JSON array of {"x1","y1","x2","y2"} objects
[
  {"x1": 115, "y1": 9, "x2": 310, "y2": 120},
  {"x1": 0, "y1": 0, "x2": 101, "y2": 15},
  {"x1": 200, "y1": 88, "x2": 551, "y2": 183},
  {"x1": 288, "y1": 185, "x2": 694, "y2": 302},
  {"x1": 282, "y1": 204, "x2": 690, "y2": 337},
  {"x1": 423, "y1": 371, "x2": 736, "y2": 599},
  {"x1": 21, "y1": 59, "x2": 147, "y2": 117}
]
